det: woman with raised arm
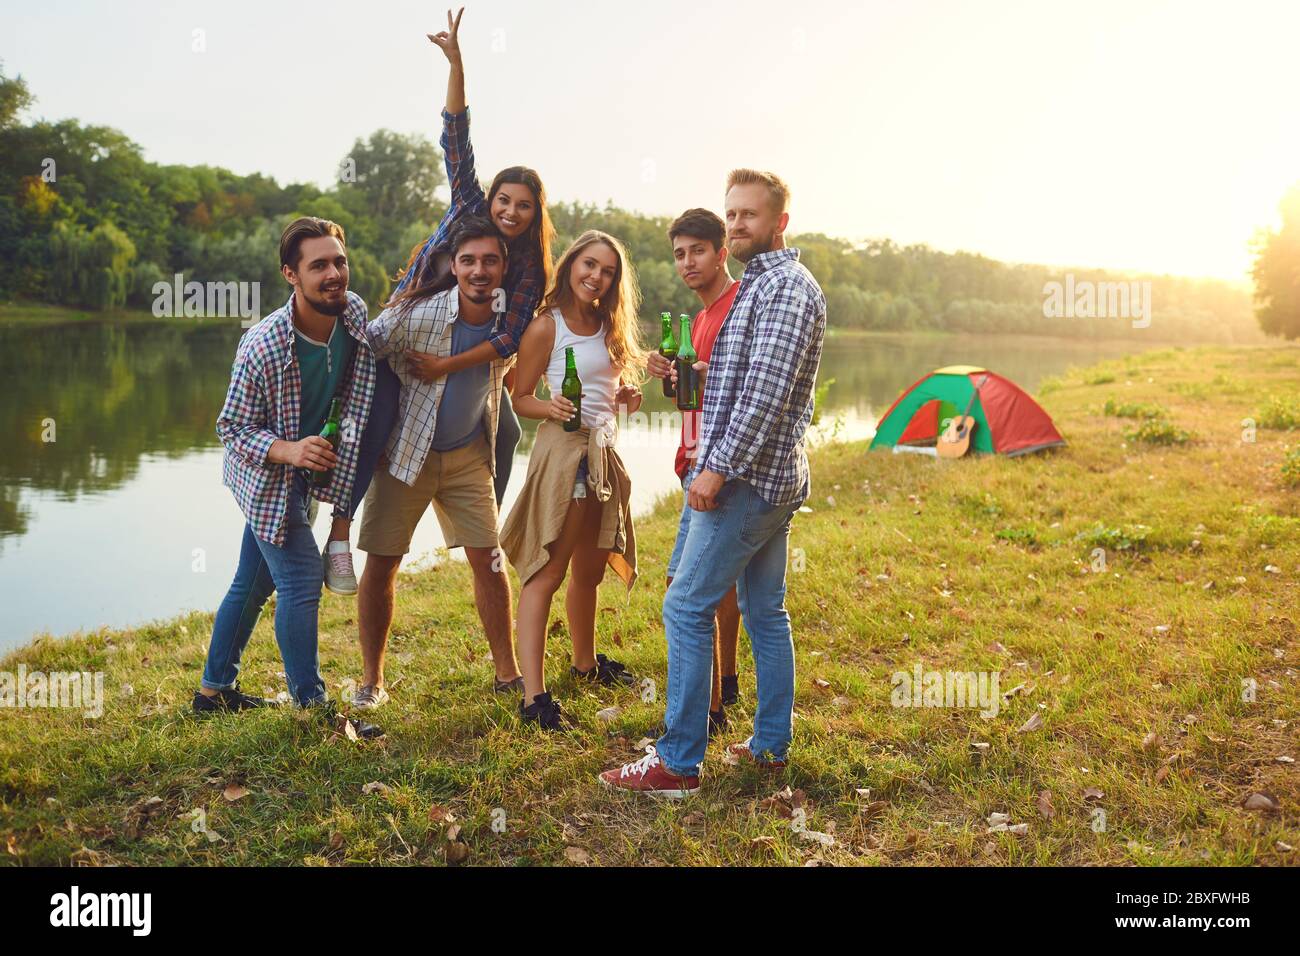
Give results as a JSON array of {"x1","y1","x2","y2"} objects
[
  {"x1": 320, "y1": 6, "x2": 556, "y2": 619},
  {"x1": 500, "y1": 230, "x2": 646, "y2": 730}
]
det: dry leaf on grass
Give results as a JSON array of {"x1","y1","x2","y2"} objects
[
  {"x1": 1017, "y1": 712, "x2": 1044, "y2": 733},
  {"x1": 564, "y1": 846, "x2": 591, "y2": 865},
  {"x1": 1243, "y1": 792, "x2": 1280, "y2": 813},
  {"x1": 1037, "y1": 790, "x2": 1055, "y2": 819}
]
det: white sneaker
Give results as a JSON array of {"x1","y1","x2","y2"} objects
[
  {"x1": 352, "y1": 684, "x2": 389, "y2": 710},
  {"x1": 323, "y1": 541, "x2": 358, "y2": 595}
]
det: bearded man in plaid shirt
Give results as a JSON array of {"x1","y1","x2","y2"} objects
[
  {"x1": 602, "y1": 170, "x2": 827, "y2": 797},
  {"x1": 193, "y1": 217, "x2": 381, "y2": 739}
]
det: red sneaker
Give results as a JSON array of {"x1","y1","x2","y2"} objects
[
  {"x1": 599, "y1": 747, "x2": 700, "y2": 798},
  {"x1": 727, "y1": 738, "x2": 787, "y2": 770}
]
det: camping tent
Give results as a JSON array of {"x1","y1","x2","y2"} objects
[{"x1": 869, "y1": 365, "x2": 1066, "y2": 456}]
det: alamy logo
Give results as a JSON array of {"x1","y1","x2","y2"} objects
[
  {"x1": 1042, "y1": 274, "x2": 1151, "y2": 329},
  {"x1": 0, "y1": 665, "x2": 104, "y2": 718},
  {"x1": 152, "y1": 273, "x2": 261, "y2": 327},
  {"x1": 49, "y1": 886, "x2": 151, "y2": 936},
  {"x1": 891, "y1": 663, "x2": 1000, "y2": 718}
]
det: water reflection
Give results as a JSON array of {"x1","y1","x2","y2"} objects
[{"x1": 0, "y1": 319, "x2": 1141, "y2": 649}]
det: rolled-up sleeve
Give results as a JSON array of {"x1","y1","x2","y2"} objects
[
  {"x1": 216, "y1": 350, "x2": 278, "y2": 467},
  {"x1": 488, "y1": 262, "x2": 544, "y2": 359}
]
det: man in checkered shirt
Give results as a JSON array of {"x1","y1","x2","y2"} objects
[
  {"x1": 602, "y1": 170, "x2": 827, "y2": 797},
  {"x1": 350, "y1": 216, "x2": 522, "y2": 711},
  {"x1": 195, "y1": 217, "x2": 381, "y2": 739}
]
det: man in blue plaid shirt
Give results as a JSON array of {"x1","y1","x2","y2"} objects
[
  {"x1": 602, "y1": 170, "x2": 826, "y2": 797},
  {"x1": 193, "y1": 217, "x2": 381, "y2": 739}
]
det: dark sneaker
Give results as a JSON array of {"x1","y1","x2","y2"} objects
[
  {"x1": 192, "y1": 686, "x2": 277, "y2": 715},
  {"x1": 493, "y1": 676, "x2": 525, "y2": 695},
  {"x1": 708, "y1": 707, "x2": 728, "y2": 737},
  {"x1": 720, "y1": 675, "x2": 740, "y2": 707},
  {"x1": 572, "y1": 653, "x2": 636, "y2": 687},
  {"x1": 313, "y1": 700, "x2": 385, "y2": 740},
  {"x1": 519, "y1": 691, "x2": 566, "y2": 731},
  {"x1": 599, "y1": 746, "x2": 699, "y2": 798}
]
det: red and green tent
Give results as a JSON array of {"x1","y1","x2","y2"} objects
[{"x1": 869, "y1": 365, "x2": 1066, "y2": 456}]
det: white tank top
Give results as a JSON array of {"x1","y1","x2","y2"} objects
[{"x1": 545, "y1": 307, "x2": 617, "y2": 429}]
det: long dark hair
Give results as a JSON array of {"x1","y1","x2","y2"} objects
[{"x1": 387, "y1": 166, "x2": 555, "y2": 314}]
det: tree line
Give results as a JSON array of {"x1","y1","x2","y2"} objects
[{"x1": 0, "y1": 64, "x2": 1279, "y2": 343}]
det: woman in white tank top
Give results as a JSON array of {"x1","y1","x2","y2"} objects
[
  {"x1": 545, "y1": 306, "x2": 618, "y2": 428},
  {"x1": 502, "y1": 231, "x2": 648, "y2": 730}
]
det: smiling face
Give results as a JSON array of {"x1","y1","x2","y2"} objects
[
  {"x1": 451, "y1": 236, "x2": 507, "y2": 307},
  {"x1": 490, "y1": 183, "x2": 536, "y2": 241},
  {"x1": 724, "y1": 183, "x2": 787, "y2": 263},
  {"x1": 284, "y1": 235, "x2": 349, "y2": 315},
  {"x1": 568, "y1": 240, "x2": 619, "y2": 305},
  {"x1": 672, "y1": 234, "x2": 727, "y2": 292}
]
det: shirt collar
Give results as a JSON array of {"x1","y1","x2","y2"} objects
[
  {"x1": 743, "y1": 247, "x2": 800, "y2": 277},
  {"x1": 282, "y1": 291, "x2": 367, "y2": 348}
]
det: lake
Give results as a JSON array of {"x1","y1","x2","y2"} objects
[{"x1": 0, "y1": 318, "x2": 1145, "y2": 653}]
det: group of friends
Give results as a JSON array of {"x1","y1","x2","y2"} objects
[{"x1": 194, "y1": 9, "x2": 827, "y2": 797}]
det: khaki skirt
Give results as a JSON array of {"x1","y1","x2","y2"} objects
[{"x1": 500, "y1": 419, "x2": 637, "y2": 591}]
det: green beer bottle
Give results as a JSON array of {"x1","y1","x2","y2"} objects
[
  {"x1": 313, "y1": 397, "x2": 343, "y2": 488},
  {"x1": 658, "y1": 311, "x2": 677, "y2": 399},
  {"x1": 675, "y1": 314, "x2": 701, "y2": 411},
  {"x1": 561, "y1": 346, "x2": 582, "y2": 432}
]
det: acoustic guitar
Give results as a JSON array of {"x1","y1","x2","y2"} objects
[{"x1": 937, "y1": 374, "x2": 988, "y2": 459}]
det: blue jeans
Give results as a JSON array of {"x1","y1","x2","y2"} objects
[
  {"x1": 665, "y1": 477, "x2": 691, "y2": 578},
  {"x1": 345, "y1": 362, "x2": 521, "y2": 516},
  {"x1": 656, "y1": 480, "x2": 800, "y2": 776},
  {"x1": 202, "y1": 473, "x2": 328, "y2": 707}
]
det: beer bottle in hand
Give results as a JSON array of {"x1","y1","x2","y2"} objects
[
  {"x1": 675, "y1": 314, "x2": 700, "y2": 411},
  {"x1": 658, "y1": 311, "x2": 677, "y2": 398},
  {"x1": 313, "y1": 397, "x2": 343, "y2": 488},
  {"x1": 562, "y1": 346, "x2": 582, "y2": 432}
]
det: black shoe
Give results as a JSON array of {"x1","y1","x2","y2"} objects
[
  {"x1": 493, "y1": 676, "x2": 525, "y2": 695},
  {"x1": 720, "y1": 675, "x2": 739, "y2": 707},
  {"x1": 519, "y1": 692, "x2": 566, "y2": 731},
  {"x1": 571, "y1": 654, "x2": 636, "y2": 687},
  {"x1": 192, "y1": 686, "x2": 277, "y2": 715},
  {"x1": 708, "y1": 707, "x2": 728, "y2": 737},
  {"x1": 312, "y1": 700, "x2": 385, "y2": 740}
]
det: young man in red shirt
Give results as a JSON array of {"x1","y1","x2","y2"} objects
[{"x1": 647, "y1": 208, "x2": 742, "y2": 731}]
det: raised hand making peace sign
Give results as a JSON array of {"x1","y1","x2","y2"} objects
[{"x1": 428, "y1": 7, "x2": 465, "y2": 65}]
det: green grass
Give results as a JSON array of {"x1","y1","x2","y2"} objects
[{"x1": 1, "y1": 345, "x2": 1297, "y2": 867}]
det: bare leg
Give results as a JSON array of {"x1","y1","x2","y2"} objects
[
  {"x1": 329, "y1": 514, "x2": 350, "y2": 543},
  {"x1": 565, "y1": 497, "x2": 606, "y2": 673},
  {"x1": 357, "y1": 552, "x2": 402, "y2": 687},
  {"x1": 516, "y1": 499, "x2": 586, "y2": 705},
  {"x1": 464, "y1": 546, "x2": 520, "y2": 682},
  {"x1": 718, "y1": 585, "x2": 740, "y2": 678}
]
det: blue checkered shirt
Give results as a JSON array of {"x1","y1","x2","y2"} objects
[
  {"x1": 216, "y1": 291, "x2": 376, "y2": 546},
  {"x1": 690, "y1": 248, "x2": 827, "y2": 507}
]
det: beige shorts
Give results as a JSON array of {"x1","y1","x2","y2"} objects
[{"x1": 357, "y1": 436, "x2": 499, "y2": 556}]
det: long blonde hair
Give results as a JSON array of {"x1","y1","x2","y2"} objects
[{"x1": 541, "y1": 230, "x2": 645, "y2": 383}]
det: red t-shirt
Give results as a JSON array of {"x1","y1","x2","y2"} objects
[{"x1": 675, "y1": 279, "x2": 741, "y2": 481}]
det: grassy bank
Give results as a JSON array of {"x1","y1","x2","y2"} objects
[{"x1": 2, "y1": 345, "x2": 1297, "y2": 866}]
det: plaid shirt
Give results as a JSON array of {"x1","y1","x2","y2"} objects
[
  {"x1": 393, "y1": 107, "x2": 545, "y2": 360},
  {"x1": 367, "y1": 288, "x2": 510, "y2": 486},
  {"x1": 690, "y1": 248, "x2": 827, "y2": 507},
  {"x1": 216, "y1": 291, "x2": 376, "y2": 546}
]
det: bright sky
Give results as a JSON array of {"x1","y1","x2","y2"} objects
[{"x1": 3, "y1": 0, "x2": 1297, "y2": 280}]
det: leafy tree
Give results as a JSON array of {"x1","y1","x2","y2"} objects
[{"x1": 1252, "y1": 185, "x2": 1300, "y2": 340}]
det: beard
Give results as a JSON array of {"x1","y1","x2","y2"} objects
[
  {"x1": 461, "y1": 282, "x2": 495, "y2": 305},
  {"x1": 303, "y1": 286, "x2": 348, "y2": 316},
  {"x1": 729, "y1": 228, "x2": 778, "y2": 263}
]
